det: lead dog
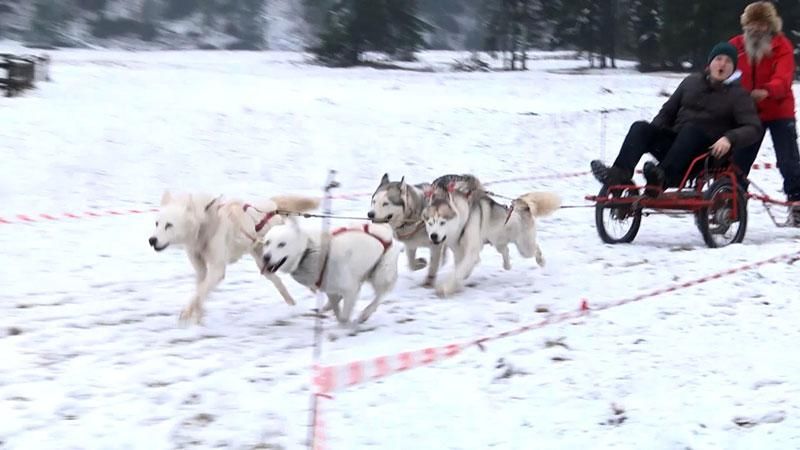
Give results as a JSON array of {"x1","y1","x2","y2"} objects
[
  {"x1": 148, "y1": 191, "x2": 319, "y2": 323},
  {"x1": 422, "y1": 187, "x2": 561, "y2": 297},
  {"x1": 261, "y1": 219, "x2": 400, "y2": 326}
]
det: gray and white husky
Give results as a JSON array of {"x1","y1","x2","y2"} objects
[
  {"x1": 422, "y1": 186, "x2": 561, "y2": 297},
  {"x1": 368, "y1": 173, "x2": 445, "y2": 287}
]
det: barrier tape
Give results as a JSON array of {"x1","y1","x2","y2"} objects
[
  {"x1": 313, "y1": 250, "x2": 799, "y2": 394},
  {"x1": 0, "y1": 163, "x2": 783, "y2": 226},
  {"x1": 0, "y1": 208, "x2": 160, "y2": 225}
]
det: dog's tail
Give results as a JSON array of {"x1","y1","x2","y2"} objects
[
  {"x1": 514, "y1": 192, "x2": 561, "y2": 217},
  {"x1": 271, "y1": 195, "x2": 320, "y2": 213}
]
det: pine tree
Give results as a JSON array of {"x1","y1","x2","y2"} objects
[
  {"x1": 481, "y1": 0, "x2": 545, "y2": 70},
  {"x1": 385, "y1": 0, "x2": 429, "y2": 60},
  {"x1": 311, "y1": 0, "x2": 428, "y2": 66},
  {"x1": 28, "y1": 0, "x2": 73, "y2": 46},
  {"x1": 629, "y1": 0, "x2": 662, "y2": 71},
  {"x1": 233, "y1": 0, "x2": 266, "y2": 49},
  {"x1": 140, "y1": 0, "x2": 159, "y2": 41}
]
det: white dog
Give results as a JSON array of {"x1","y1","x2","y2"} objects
[
  {"x1": 261, "y1": 219, "x2": 400, "y2": 326},
  {"x1": 148, "y1": 191, "x2": 319, "y2": 323},
  {"x1": 422, "y1": 191, "x2": 561, "y2": 297}
]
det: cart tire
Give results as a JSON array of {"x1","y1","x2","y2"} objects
[
  {"x1": 595, "y1": 185, "x2": 642, "y2": 244},
  {"x1": 696, "y1": 177, "x2": 747, "y2": 248}
]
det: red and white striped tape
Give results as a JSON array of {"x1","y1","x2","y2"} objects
[
  {"x1": 0, "y1": 207, "x2": 159, "y2": 225},
  {"x1": 0, "y1": 163, "x2": 782, "y2": 227},
  {"x1": 314, "y1": 342, "x2": 467, "y2": 394},
  {"x1": 595, "y1": 250, "x2": 799, "y2": 311},
  {"x1": 314, "y1": 250, "x2": 799, "y2": 394},
  {"x1": 484, "y1": 171, "x2": 592, "y2": 185}
]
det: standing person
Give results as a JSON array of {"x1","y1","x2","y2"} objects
[
  {"x1": 730, "y1": 1, "x2": 800, "y2": 225},
  {"x1": 591, "y1": 42, "x2": 761, "y2": 196}
]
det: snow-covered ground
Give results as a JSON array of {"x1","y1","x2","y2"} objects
[{"x1": 1, "y1": 49, "x2": 798, "y2": 450}]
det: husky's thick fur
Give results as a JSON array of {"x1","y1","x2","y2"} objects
[
  {"x1": 261, "y1": 220, "x2": 400, "y2": 326},
  {"x1": 422, "y1": 189, "x2": 561, "y2": 297},
  {"x1": 368, "y1": 173, "x2": 445, "y2": 286},
  {"x1": 148, "y1": 191, "x2": 319, "y2": 323}
]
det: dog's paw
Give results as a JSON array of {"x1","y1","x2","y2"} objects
[
  {"x1": 410, "y1": 257, "x2": 428, "y2": 271},
  {"x1": 422, "y1": 276, "x2": 436, "y2": 288},
  {"x1": 178, "y1": 306, "x2": 203, "y2": 326},
  {"x1": 435, "y1": 280, "x2": 459, "y2": 298},
  {"x1": 503, "y1": 261, "x2": 512, "y2": 270}
]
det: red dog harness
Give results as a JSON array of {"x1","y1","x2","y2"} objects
[
  {"x1": 330, "y1": 223, "x2": 393, "y2": 251},
  {"x1": 243, "y1": 203, "x2": 276, "y2": 232},
  {"x1": 315, "y1": 224, "x2": 393, "y2": 288}
]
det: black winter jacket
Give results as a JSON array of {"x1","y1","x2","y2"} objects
[{"x1": 651, "y1": 72, "x2": 762, "y2": 148}]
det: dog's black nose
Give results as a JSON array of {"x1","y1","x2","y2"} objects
[
  {"x1": 430, "y1": 233, "x2": 439, "y2": 242},
  {"x1": 367, "y1": 211, "x2": 375, "y2": 219},
  {"x1": 148, "y1": 237, "x2": 157, "y2": 247},
  {"x1": 263, "y1": 253, "x2": 271, "y2": 265}
]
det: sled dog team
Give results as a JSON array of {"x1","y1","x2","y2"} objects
[{"x1": 148, "y1": 174, "x2": 561, "y2": 326}]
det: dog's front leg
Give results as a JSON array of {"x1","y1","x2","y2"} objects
[
  {"x1": 324, "y1": 294, "x2": 342, "y2": 320},
  {"x1": 188, "y1": 251, "x2": 207, "y2": 283},
  {"x1": 436, "y1": 245, "x2": 465, "y2": 297},
  {"x1": 437, "y1": 229, "x2": 480, "y2": 298},
  {"x1": 423, "y1": 244, "x2": 444, "y2": 288},
  {"x1": 181, "y1": 263, "x2": 225, "y2": 324},
  {"x1": 338, "y1": 289, "x2": 359, "y2": 326},
  {"x1": 497, "y1": 244, "x2": 511, "y2": 270},
  {"x1": 250, "y1": 249, "x2": 296, "y2": 306},
  {"x1": 405, "y1": 245, "x2": 427, "y2": 271},
  {"x1": 534, "y1": 243, "x2": 545, "y2": 267}
]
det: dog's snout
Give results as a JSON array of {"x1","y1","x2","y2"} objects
[
  {"x1": 367, "y1": 211, "x2": 375, "y2": 219},
  {"x1": 148, "y1": 236, "x2": 157, "y2": 247},
  {"x1": 263, "y1": 253, "x2": 271, "y2": 265},
  {"x1": 430, "y1": 233, "x2": 439, "y2": 242}
]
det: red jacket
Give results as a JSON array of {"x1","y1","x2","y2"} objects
[{"x1": 729, "y1": 33, "x2": 796, "y2": 122}]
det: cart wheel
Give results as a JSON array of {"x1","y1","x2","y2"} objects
[
  {"x1": 595, "y1": 184, "x2": 642, "y2": 244},
  {"x1": 695, "y1": 177, "x2": 747, "y2": 248}
]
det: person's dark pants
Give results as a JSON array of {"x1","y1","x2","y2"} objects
[
  {"x1": 613, "y1": 121, "x2": 713, "y2": 187},
  {"x1": 734, "y1": 119, "x2": 800, "y2": 201}
]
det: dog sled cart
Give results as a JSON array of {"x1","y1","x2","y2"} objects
[{"x1": 585, "y1": 152, "x2": 799, "y2": 248}]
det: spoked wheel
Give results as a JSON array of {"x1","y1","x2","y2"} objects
[
  {"x1": 695, "y1": 177, "x2": 747, "y2": 248},
  {"x1": 595, "y1": 184, "x2": 642, "y2": 244}
]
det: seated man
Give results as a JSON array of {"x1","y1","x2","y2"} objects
[{"x1": 591, "y1": 42, "x2": 762, "y2": 194}]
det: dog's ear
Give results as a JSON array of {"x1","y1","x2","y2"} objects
[
  {"x1": 379, "y1": 173, "x2": 390, "y2": 187},
  {"x1": 160, "y1": 190, "x2": 172, "y2": 206}
]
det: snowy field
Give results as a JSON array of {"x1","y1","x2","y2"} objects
[{"x1": 1, "y1": 48, "x2": 799, "y2": 450}]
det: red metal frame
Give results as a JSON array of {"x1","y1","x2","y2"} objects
[{"x1": 586, "y1": 152, "x2": 741, "y2": 218}]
